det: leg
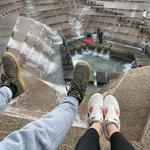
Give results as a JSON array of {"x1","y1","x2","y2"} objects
[
  {"x1": 75, "y1": 93, "x2": 103, "y2": 150},
  {"x1": 0, "y1": 61, "x2": 91, "y2": 150},
  {"x1": 0, "y1": 86, "x2": 12, "y2": 112},
  {"x1": 108, "y1": 123, "x2": 134, "y2": 150},
  {"x1": 0, "y1": 96, "x2": 79, "y2": 150},
  {"x1": 103, "y1": 95, "x2": 135, "y2": 150},
  {"x1": 0, "y1": 52, "x2": 26, "y2": 112},
  {"x1": 75, "y1": 123, "x2": 101, "y2": 150}
]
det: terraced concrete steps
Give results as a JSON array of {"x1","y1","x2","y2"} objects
[
  {"x1": 112, "y1": 66, "x2": 150, "y2": 147},
  {"x1": 0, "y1": 0, "x2": 22, "y2": 16}
]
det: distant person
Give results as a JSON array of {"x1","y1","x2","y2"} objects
[
  {"x1": 62, "y1": 37, "x2": 67, "y2": 48},
  {"x1": 142, "y1": 9, "x2": 147, "y2": 20},
  {"x1": 65, "y1": 51, "x2": 71, "y2": 63},
  {"x1": 141, "y1": 9, "x2": 147, "y2": 24},
  {"x1": 92, "y1": 32, "x2": 97, "y2": 42},
  {"x1": 140, "y1": 40, "x2": 148, "y2": 55},
  {"x1": 97, "y1": 28, "x2": 103, "y2": 44},
  {"x1": 87, "y1": 33, "x2": 92, "y2": 39},
  {"x1": 83, "y1": 33, "x2": 93, "y2": 43}
]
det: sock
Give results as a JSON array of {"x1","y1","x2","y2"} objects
[{"x1": 7, "y1": 84, "x2": 17, "y2": 97}]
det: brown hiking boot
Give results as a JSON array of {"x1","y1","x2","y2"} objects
[
  {"x1": 0, "y1": 52, "x2": 26, "y2": 98},
  {"x1": 66, "y1": 61, "x2": 90, "y2": 103}
]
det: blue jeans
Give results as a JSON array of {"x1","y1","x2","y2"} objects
[
  {"x1": 0, "y1": 86, "x2": 79, "y2": 150},
  {"x1": 0, "y1": 86, "x2": 12, "y2": 112}
]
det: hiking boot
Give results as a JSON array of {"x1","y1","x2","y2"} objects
[
  {"x1": 103, "y1": 95, "x2": 120, "y2": 140},
  {"x1": 66, "y1": 61, "x2": 90, "y2": 104},
  {"x1": 88, "y1": 93, "x2": 103, "y2": 125},
  {"x1": 0, "y1": 52, "x2": 26, "y2": 98}
]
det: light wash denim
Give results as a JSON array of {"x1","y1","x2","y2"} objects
[
  {"x1": 0, "y1": 86, "x2": 79, "y2": 150},
  {"x1": 0, "y1": 86, "x2": 12, "y2": 112}
]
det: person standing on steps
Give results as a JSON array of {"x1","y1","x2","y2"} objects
[
  {"x1": 142, "y1": 9, "x2": 147, "y2": 21},
  {"x1": 140, "y1": 40, "x2": 148, "y2": 55},
  {"x1": 97, "y1": 28, "x2": 103, "y2": 44},
  {"x1": 92, "y1": 32, "x2": 97, "y2": 42},
  {"x1": 65, "y1": 51, "x2": 71, "y2": 64}
]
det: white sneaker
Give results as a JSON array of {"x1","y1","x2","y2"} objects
[
  {"x1": 103, "y1": 95, "x2": 120, "y2": 140},
  {"x1": 88, "y1": 93, "x2": 103, "y2": 125}
]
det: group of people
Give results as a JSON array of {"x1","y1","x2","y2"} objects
[
  {"x1": 0, "y1": 52, "x2": 135, "y2": 150},
  {"x1": 92, "y1": 28, "x2": 104, "y2": 44}
]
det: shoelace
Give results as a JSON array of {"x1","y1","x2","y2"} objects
[
  {"x1": 66, "y1": 81, "x2": 86, "y2": 99},
  {"x1": 105, "y1": 106, "x2": 119, "y2": 121},
  {"x1": 1, "y1": 73, "x2": 17, "y2": 84}
]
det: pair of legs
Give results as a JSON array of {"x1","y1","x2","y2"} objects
[
  {"x1": 0, "y1": 52, "x2": 134, "y2": 150},
  {"x1": 0, "y1": 52, "x2": 90, "y2": 149},
  {"x1": 75, "y1": 94, "x2": 135, "y2": 150}
]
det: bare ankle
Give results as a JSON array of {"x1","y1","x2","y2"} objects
[
  {"x1": 90, "y1": 121, "x2": 102, "y2": 135},
  {"x1": 107, "y1": 123, "x2": 119, "y2": 138}
]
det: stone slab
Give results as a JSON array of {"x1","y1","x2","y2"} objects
[{"x1": 114, "y1": 66, "x2": 150, "y2": 143}]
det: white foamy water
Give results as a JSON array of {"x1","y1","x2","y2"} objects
[
  {"x1": 72, "y1": 49, "x2": 132, "y2": 73},
  {"x1": 69, "y1": 6, "x2": 94, "y2": 39},
  {"x1": 123, "y1": 63, "x2": 132, "y2": 72},
  {"x1": 7, "y1": 37, "x2": 22, "y2": 49},
  {"x1": 7, "y1": 16, "x2": 62, "y2": 76}
]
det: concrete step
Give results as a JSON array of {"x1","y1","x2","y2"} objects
[
  {"x1": 0, "y1": 1, "x2": 22, "y2": 15},
  {"x1": 112, "y1": 66, "x2": 150, "y2": 143},
  {"x1": 0, "y1": 0, "x2": 21, "y2": 7}
]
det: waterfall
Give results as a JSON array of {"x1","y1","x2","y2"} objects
[
  {"x1": 103, "y1": 51, "x2": 110, "y2": 60},
  {"x1": 99, "y1": 49, "x2": 104, "y2": 57},
  {"x1": 7, "y1": 16, "x2": 63, "y2": 77},
  {"x1": 75, "y1": 50, "x2": 78, "y2": 55},
  {"x1": 69, "y1": 6, "x2": 94, "y2": 39}
]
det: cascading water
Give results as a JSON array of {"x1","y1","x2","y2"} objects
[
  {"x1": 7, "y1": 16, "x2": 63, "y2": 82},
  {"x1": 72, "y1": 48, "x2": 132, "y2": 74},
  {"x1": 69, "y1": 6, "x2": 95, "y2": 39}
]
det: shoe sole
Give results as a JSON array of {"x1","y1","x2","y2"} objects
[
  {"x1": 74, "y1": 60, "x2": 91, "y2": 79},
  {"x1": 3, "y1": 52, "x2": 27, "y2": 92},
  {"x1": 76, "y1": 60, "x2": 91, "y2": 70}
]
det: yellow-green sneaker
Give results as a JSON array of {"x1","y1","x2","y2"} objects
[
  {"x1": 1, "y1": 52, "x2": 26, "y2": 98},
  {"x1": 66, "y1": 61, "x2": 90, "y2": 104}
]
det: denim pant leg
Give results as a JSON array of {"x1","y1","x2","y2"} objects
[
  {"x1": 0, "y1": 96, "x2": 79, "y2": 150},
  {"x1": 0, "y1": 86, "x2": 12, "y2": 112}
]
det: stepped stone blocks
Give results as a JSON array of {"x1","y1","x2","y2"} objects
[
  {"x1": 113, "y1": 66, "x2": 150, "y2": 148},
  {"x1": 0, "y1": 0, "x2": 23, "y2": 16}
]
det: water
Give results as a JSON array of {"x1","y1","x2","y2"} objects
[
  {"x1": 7, "y1": 17, "x2": 63, "y2": 78},
  {"x1": 69, "y1": 6, "x2": 95, "y2": 39},
  {"x1": 72, "y1": 50, "x2": 132, "y2": 74}
]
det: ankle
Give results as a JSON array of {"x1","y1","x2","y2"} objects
[
  {"x1": 7, "y1": 84, "x2": 17, "y2": 97},
  {"x1": 107, "y1": 123, "x2": 119, "y2": 138},
  {"x1": 90, "y1": 121, "x2": 102, "y2": 135}
]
